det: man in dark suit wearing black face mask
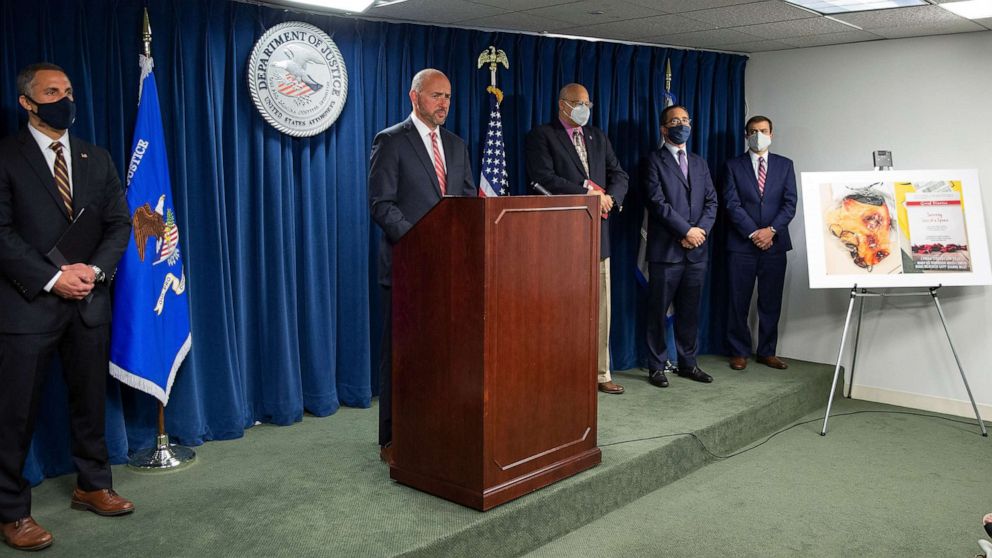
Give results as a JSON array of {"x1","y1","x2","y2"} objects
[
  {"x1": 0, "y1": 63, "x2": 133, "y2": 552},
  {"x1": 642, "y1": 104, "x2": 718, "y2": 389}
]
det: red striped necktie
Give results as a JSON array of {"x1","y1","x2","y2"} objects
[
  {"x1": 50, "y1": 141, "x2": 73, "y2": 218},
  {"x1": 430, "y1": 131, "x2": 447, "y2": 195},
  {"x1": 757, "y1": 156, "x2": 766, "y2": 196}
]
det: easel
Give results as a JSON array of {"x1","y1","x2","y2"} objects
[{"x1": 820, "y1": 284, "x2": 988, "y2": 437}]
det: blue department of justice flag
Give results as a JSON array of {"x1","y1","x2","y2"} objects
[
  {"x1": 479, "y1": 86, "x2": 509, "y2": 197},
  {"x1": 110, "y1": 55, "x2": 191, "y2": 405}
]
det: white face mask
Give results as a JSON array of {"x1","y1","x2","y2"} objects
[
  {"x1": 565, "y1": 102, "x2": 590, "y2": 127},
  {"x1": 747, "y1": 131, "x2": 772, "y2": 153}
]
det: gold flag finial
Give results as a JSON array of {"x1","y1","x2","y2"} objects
[
  {"x1": 477, "y1": 46, "x2": 509, "y2": 89},
  {"x1": 143, "y1": 8, "x2": 152, "y2": 58}
]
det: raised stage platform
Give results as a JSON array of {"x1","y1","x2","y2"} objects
[{"x1": 17, "y1": 356, "x2": 833, "y2": 557}]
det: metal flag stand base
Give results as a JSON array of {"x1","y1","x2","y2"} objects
[
  {"x1": 820, "y1": 284, "x2": 988, "y2": 438},
  {"x1": 128, "y1": 403, "x2": 196, "y2": 471}
]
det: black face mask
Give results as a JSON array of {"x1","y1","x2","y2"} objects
[{"x1": 26, "y1": 95, "x2": 76, "y2": 131}]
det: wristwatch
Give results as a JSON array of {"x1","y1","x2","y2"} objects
[{"x1": 91, "y1": 265, "x2": 106, "y2": 283}]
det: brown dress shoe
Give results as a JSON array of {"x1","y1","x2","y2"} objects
[
  {"x1": 757, "y1": 355, "x2": 789, "y2": 369},
  {"x1": 2, "y1": 517, "x2": 53, "y2": 551},
  {"x1": 729, "y1": 356, "x2": 748, "y2": 370},
  {"x1": 598, "y1": 381, "x2": 625, "y2": 394},
  {"x1": 70, "y1": 488, "x2": 134, "y2": 517},
  {"x1": 379, "y1": 445, "x2": 393, "y2": 465}
]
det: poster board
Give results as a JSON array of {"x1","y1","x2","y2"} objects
[{"x1": 802, "y1": 169, "x2": 992, "y2": 289}]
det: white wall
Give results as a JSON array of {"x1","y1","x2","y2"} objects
[{"x1": 745, "y1": 31, "x2": 992, "y2": 419}]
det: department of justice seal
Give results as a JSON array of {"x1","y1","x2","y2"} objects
[{"x1": 247, "y1": 21, "x2": 348, "y2": 137}]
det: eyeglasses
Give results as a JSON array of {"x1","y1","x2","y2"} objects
[
  {"x1": 665, "y1": 117, "x2": 692, "y2": 127},
  {"x1": 564, "y1": 100, "x2": 594, "y2": 109}
]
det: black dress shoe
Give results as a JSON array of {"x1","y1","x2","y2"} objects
[
  {"x1": 648, "y1": 369, "x2": 669, "y2": 388},
  {"x1": 677, "y1": 366, "x2": 713, "y2": 383}
]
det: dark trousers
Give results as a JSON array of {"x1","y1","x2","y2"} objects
[
  {"x1": 725, "y1": 250, "x2": 787, "y2": 358},
  {"x1": 377, "y1": 286, "x2": 392, "y2": 448},
  {"x1": 0, "y1": 310, "x2": 112, "y2": 523},
  {"x1": 645, "y1": 260, "x2": 707, "y2": 371}
]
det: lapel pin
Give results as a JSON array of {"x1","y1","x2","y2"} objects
[{"x1": 81, "y1": 153, "x2": 88, "y2": 158}]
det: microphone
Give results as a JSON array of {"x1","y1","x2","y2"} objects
[{"x1": 531, "y1": 182, "x2": 552, "y2": 196}]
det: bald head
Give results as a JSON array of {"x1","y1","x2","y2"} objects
[
  {"x1": 411, "y1": 69, "x2": 448, "y2": 94},
  {"x1": 558, "y1": 83, "x2": 588, "y2": 101}
]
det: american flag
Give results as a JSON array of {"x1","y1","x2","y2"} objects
[
  {"x1": 277, "y1": 73, "x2": 314, "y2": 97},
  {"x1": 479, "y1": 87, "x2": 509, "y2": 196}
]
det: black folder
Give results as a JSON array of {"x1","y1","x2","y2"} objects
[{"x1": 45, "y1": 207, "x2": 102, "y2": 302}]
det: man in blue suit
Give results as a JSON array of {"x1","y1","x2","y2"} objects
[
  {"x1": 721, "y1": 115, "x2": 797, "y2": 371},
  {"x1": 643, "y1": 105, "x2": 718, "y2": 388},
  {"x1": 369, "y1": 69, "x2": 477, "y2": 460}
]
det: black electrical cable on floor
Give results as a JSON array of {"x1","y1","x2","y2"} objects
[{"x1": 598, "y1": 410, "x2": 990, "y2": 460}]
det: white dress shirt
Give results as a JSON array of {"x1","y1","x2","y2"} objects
[
  {"x1": 664, "y1": 141, "x2": 685, "y2": 165},
  {"x1": 410, "y1": 111, "x2": 447, "y2": 174},
  {"x1": 27, "y1": 123, "x2": 73, "y2": 195},
  {"x1": 750, "y1": 149, "x2": 769, "y2": 181}
]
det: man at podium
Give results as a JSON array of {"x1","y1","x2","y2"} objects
[
  {"x1": 368, "y1": 68, "x2": 477, "y2": 460},
  {"x1": 524, "y1": 83, "x2": 628, "y2": 395}
]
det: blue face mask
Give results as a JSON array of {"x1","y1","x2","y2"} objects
[{"x1": 666, "y1": 124, "x2": 691, "y2": 145}]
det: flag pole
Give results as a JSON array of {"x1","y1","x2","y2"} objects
[{"x1": 127, "y1": 8, "x2": 195, "y2": 471}]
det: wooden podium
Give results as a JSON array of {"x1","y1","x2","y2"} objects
[{"x1": 390, "y1": 194, "x2": 602, "y2": 511}]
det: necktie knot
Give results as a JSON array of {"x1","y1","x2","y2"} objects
[{"x1": 50, "y1": 141, "x2": 63, "y2": 153}]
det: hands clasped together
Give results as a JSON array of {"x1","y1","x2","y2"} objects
[{"x1": 52, "y1": 263, "x2": 97, "y2": 300}]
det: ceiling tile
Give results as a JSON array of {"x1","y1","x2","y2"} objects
[
  {"x1": 627, "y1": 0, "x2": 760, "y2": 12},
  {"x1": 651, "y1": 28, "x2": 761, "y2": 47},
  {"x1": 719, "y1": 39, "x2": 794, "y2": 52},
  {"x1": 684, "y1": 0, "x2": 816, "y2": 27},
  {"x1": 779, "y1": 30, "x2": 883, "y2": 47},
  {"x1": 366, "y1": 0, "x2": 507, "y2": 24},
  {"x1": 869, "y1": 20, "x2": 986, "y2": 38},
  {"x1": 829, "y1": 5, "x2": 971, "y2": 29},
  {"x1": 456, "y1": 11, "x2": 576, "y2": 32},
  {"x1": 559, "y1": 14, "x2": 715, "y2": 41},
  {"x1": 522, "y1": 0, "x2": 668, "y2": 26},
  {"x1": 467, "y1": 0, "x2": 573, "y2": 10},
  {"x1": 738, "y1": 16, "x2": 859, "y2": 39}
]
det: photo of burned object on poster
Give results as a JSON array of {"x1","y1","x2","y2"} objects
[{"x1": 822, "y1": 182, "x2": 900, "y2": 275}]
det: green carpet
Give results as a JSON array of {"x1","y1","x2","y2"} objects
[
  {"x1": 525, "y1": 398, "x2": 992, "y2": 558},
  {"x1": 3, "y1": 356, "x2": 839, "y2": 557}
]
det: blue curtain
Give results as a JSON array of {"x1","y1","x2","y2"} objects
[{"x1": 0, "y1": 0, "x2": 746, "y2": 485}]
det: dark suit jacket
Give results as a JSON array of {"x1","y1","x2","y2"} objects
[
  {"x1": 721, "y1": 152, "x2": 797, "y2": 254},
  {"x1": 0, "y1": 128, "x2": 130, "y2": 334},
  {"x1": 642, "y1": 145, "x2": 718, "y2": 264},
  {"x1": 524, "y1": 120, "x2": 628, "y2": 260},
  {"x1": 369, "y1": 117, "x2": 477, "y2": 287}
]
